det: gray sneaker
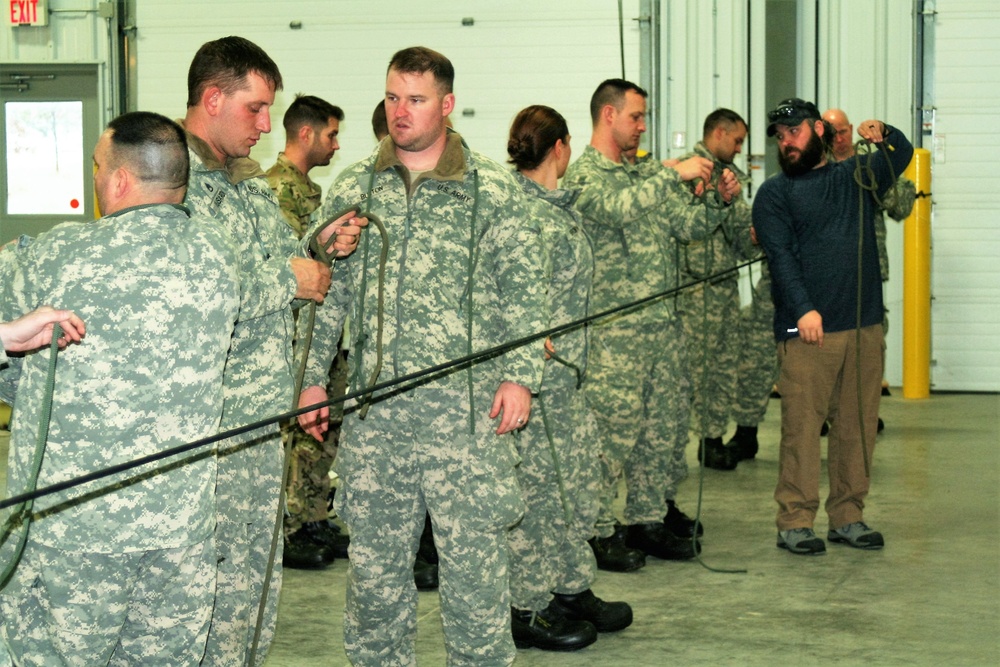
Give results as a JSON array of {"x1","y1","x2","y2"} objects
[
  {"x1": 777, "y1": 528, "x2": 826, "y2": 555},
  {"x1": 828, "y1": 522, "x2": 884, "y2": 550}
]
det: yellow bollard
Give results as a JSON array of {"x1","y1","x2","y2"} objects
[{"x1": 902, "y1": 148, "x2": 932, "y2": 399}]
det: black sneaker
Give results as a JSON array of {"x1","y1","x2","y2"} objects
[
  {"x1": 550, "y1": 589, "x2": 632, "y2": 633},
  {"x1": 589, "y1": 524, "x2": 646, "y2": 572},
  {"x1": 663, "y1": 499, "x2": 703, "y2": 538},
  {"x1": 626, "y1": 522, "x2": 700, "y2": 561},
  {"x1": 511, "y1": 604, "x2": 597, "y2": 651}
]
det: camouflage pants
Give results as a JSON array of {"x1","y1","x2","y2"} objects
[
  {"x1": 334, "y1": 388, "x2": 523, "y2": 667},
  {"x1": 508, "y1": 378, "x2": 601, "y2": 612},
  {"x1": 732, "y1": 267, "x2": 778, "y2": 427},
  {"x1": 0, "y1": 537, "x2": 214, "y2": 666},
  {"x1": 283, "y1": 349, "x2": 348, "y2": 535},
  {"x1": 677, "y1": 277, "x2": 741, "y2": 438},
  {"x1": 583, "y1": 319, "x2": 691, "y2": 538},
  {"x1": 203, "y1": 426, "x2": 283, "y2": 667}
]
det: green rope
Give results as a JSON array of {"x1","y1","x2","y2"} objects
[
  {"x1": 0, "y1": 324, "x2": 63, "y2": 587},
  {"x1": 536, "y1": 393, "x2": 573, "y2": 526},
  {"x1": 849, "y1": 137, "x2": 897, "y2": 479}
]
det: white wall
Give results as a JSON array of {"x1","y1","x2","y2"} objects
[
  {"x1": 135, "y1": 0, "x2": 642, "y2": 195},
  {"x1": 924, "y1": 0, "x2": 1000, "y2": 391},
  {"x1": 19, "y1": 0, "x2": 989, "y2": 391}
]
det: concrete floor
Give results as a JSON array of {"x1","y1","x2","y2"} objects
[{"x1": 3, "y1": 391, "x2": 998, "y2": 665}]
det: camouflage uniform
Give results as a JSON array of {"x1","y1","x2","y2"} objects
[
  {"x1": 507, "y1": 173, "x2": 600, "y2": 612},
  {"x1": 562, "y1": 145, "x2": 718, "y2": 537},
  {"x1": 302, "y1": 131, "x2": 547, "y2": 666},
  {"x1": 0, "y1": 238, "x2": 30, "y2": 405},
  {"x1": 731, "y1": 261, "x2": 778, "y2": 428},
  {"x1": 874, "y1": 175, "x2": 916, "y2": 334},
  {"x1": 265, "y1": 152, "x2": 321, "y2": 237},
  {"x1": 183, "y1": 130, "x2": 300, "y2": 667},
  {"x1": 265, "y1": 153, "x2": 338, "y2": 535},
  {"x1": 0, "y1": 204, "x2": 240, "y2": 666},
  {"x1": 675, "y1": 143, "x2": 756, "y2": 439}
]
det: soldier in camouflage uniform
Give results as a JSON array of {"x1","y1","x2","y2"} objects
[
  {"x1": 562, "y1": 79, "x2": 738, "y2": 569},
  {"x1": 505, "y1": 105, "x2": 632, "y2": 652},
  {"x1": 727, "y1": 260, "x2": 778, "y2": 458},
  {"x1": 0, "y1": 112, "x2": 241, "y2": 665},
  {"x1": 675, "y1": 109, "x2": 757, "y2": 470},
  {"x1": 297, "y1": 47, "x2": 547, "y2": 666},
  {"x1": 265, "y1": 94, "x2": 348, "y2": 570},
  {"x1": 180, "y1": 37, "x2": 363, "y2": 667}
]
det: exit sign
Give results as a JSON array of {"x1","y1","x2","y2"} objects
[{"x1": 8, "y1": 0, "x2": 48, "y2": 27}]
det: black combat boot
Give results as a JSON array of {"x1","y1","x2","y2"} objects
[
  {"x1": 413, "y1": 555, "x2": 439, "y2": 590},
  {"x1": 725, "y1": 424, "x2": 759, "y2": 460},
  {"x1": 626, "y1": 522, "x2": 700, "y2": 561},
  {"x1": 698, "y1": 436, "x2": 739, "y2": 470},
  {"x1": 511, "y1": 604, "x2": 597, "y2": 651},
  {"x1": 301, "y1": 519, "x2": 350, "y2": 559},
  {"x1": 663, "y1": 499, "x2": 704, "y2": 539},
  {"x1": 588, "y1": 523, "x2": 645, "y2": 572},
  {"x1": 283, "y1": 530, "x2": 335, "y2": 570},
  {"x1": 550, "y1": 589, "x2": 633, "y2": 633}
]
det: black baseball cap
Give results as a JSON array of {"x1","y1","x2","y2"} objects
[{"x1": 766, "y1": 98, "x2": 821, "y2": 137}]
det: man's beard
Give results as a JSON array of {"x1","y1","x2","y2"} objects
[{"x1": 778, "y1": 129, "x2": 825, "y2": 177}]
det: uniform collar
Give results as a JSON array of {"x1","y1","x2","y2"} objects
[
  {"x1": 181, "y1": 122, "x2": 265, "y2": 185},
  {"x1": 374, "y1": 129, "x2": 467, "y2": 183}
]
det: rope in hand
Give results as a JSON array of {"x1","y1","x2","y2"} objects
[
  {"x1": 850, "y1": 133, "x2": 898, "y2": 479},
  {"x1": 0, "y1": 323, "x2": 62, "y2": 588},
  {"x1": 0, "y1": 256, "x2": 767, "y2": 515},
  {"x1": 250, "y1": 206, "x2": 387, "y2": 664}
]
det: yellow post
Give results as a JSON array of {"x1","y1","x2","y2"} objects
[{"x1": 902, "y1": 148, "x2": 932, "y2": 399}]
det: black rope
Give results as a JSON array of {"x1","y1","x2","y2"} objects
[{"x1": 0, "y1": 257, "x2": 765, "y2": 512}]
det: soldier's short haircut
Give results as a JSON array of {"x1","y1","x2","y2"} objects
[
  {"x1": 283, "y1": 94, "x2": 344, "y2": 137},
  {"x1": 387, "y1": 46, "x2": 454, "y2": 95},
  {"x1": 186, "y1": 35, "x2": 283, "y2": 108},
  {"x1": 107, "y1": 111, "x2": 189, "y2": 191},
  {"x1": 590, "y1": 78, "x2": 648, "y2": 125},
  {"x1": 372, "y1": 99, "x2": 388, "y2": 141},
  {"x1": 703, "y1": 108, "x2": 747, "y2": 139},
  {"x1": 507, "y1": 105, "x2": 569, "y2": 172}
]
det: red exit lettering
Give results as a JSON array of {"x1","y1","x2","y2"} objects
[{"x1": 10, "y1": 0, "x2": 40, "y2": 25}]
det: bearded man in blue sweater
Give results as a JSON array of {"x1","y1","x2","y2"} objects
[{"x1": 753, "y1": 98, "x2": 913, "y2": 556}]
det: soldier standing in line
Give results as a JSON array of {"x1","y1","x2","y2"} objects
[
  {"x1": 297, "y1": 46, "x2": 548, "y2": 666},
  {"x1": 675, "y1": 109, "x2": 758, "y2": 471},
  {"x1": 726, "y1": 258, "x2": 778, "y2": 459},
  {"x1": 0, "y1": 112, "x2": 240, "y2": 664},
  {"x1": 180, "y1": 36, "x2": 364, "y2": 666},
  {"x1": 562, "y1": 79, "x2": 735, "y2": 570},
  {"x1": 265, "y1": 94, "x2": 350, "y2": 570},
  {"x1": 505, "y1": 104, "x2": 632, "y2": 652}
]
